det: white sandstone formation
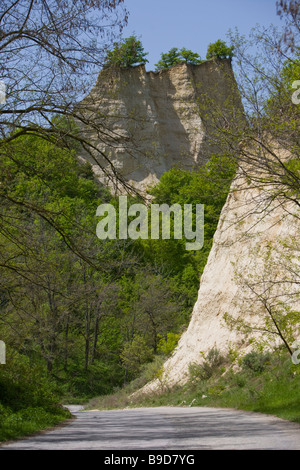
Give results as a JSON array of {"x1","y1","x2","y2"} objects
[
  {"x1": 79, "y1": 60, "x2": 299, "y2": 391},
  {"x1": 140, "y1": 163, "x2": 300, "y2": 390},
  {"x1": 78, "y1": 59, "x2": 240, "y2": 194}
]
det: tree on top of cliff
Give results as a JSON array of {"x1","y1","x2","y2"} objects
[
  {"x1": 154, "y1": 47, "x2": 202, "y2": 71},
  {"x1": 206, "y1": 39, "x2": 234, "y2": 60},
  {"x1": 104, "y1": 35, "x2": 149, "y2": 68}
]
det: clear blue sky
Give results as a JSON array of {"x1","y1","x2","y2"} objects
[{"x1": 122, "y1": 0, "x2": 284, "y2": 70}]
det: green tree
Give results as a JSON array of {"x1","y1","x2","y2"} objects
[
  {"x1": 281, "y1": 51, "x2": 300, "y2": 86},
  {"x1": 206, "y1": 39, "x2": 234, "y2": 60},
  {"x1": 155, "y1": 47, "x2": 202, "y2": 71},
  {"x1": 0, "y1": 130, "x2": 137, "y2": 396},
  {"x1": 104, "y1": 35, "x2": 149, "y2": 68},
  {"x1": 157, "y1": 332, "x2": 180, "y2": 356},
  {"x1": 147, "y1": 156, "x2": 236, "y2": 277},
  {"x1": 121, "y1": 335, "x2": 153, "y2": 378}
]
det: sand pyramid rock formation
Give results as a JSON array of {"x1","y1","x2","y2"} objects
[
  {"x1": 140, "y1": 163, "x2": 300, "y2": 391},
  {"x1": 78, "y1": 59, "x2": 241, "y2": 193},
  {"x1": 79, "y1": 58, "x2": 299, "y2": 391}
]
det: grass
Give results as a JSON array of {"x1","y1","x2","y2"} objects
[
  {"x1": 0, "y1": 405, "x2": 71, "y2": 442},
  {"x1": 0, "y1": 355, "x2": 73, "y2": 443},
  {"x1": 85, "y1": 347, "x2": 300, "y2": 424}
]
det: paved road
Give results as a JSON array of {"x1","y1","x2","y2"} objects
[{"x1": 1, "y1": 406, "x2": 300, "y2": 450}]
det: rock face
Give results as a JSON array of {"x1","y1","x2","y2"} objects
[
  {"x1": 140, "y1": 162, "x2": 300, "y2": 390},
  {"x1": 79, "y1": 59, "x2": 299, "y2": 391},
  {"x1": 78, "y1": 59, "x2": 241, "y2": 193}
]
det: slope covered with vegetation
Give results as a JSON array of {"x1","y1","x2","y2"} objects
[{"x1": 0, "y1": 122, "x2": 234, "y2": 440}]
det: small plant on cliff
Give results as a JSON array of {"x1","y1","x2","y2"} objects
[
  {"x1": 206, "y1": 39, "x2": 234, "y2": 61},
  {"x1": 104, "y1": 35, "x2": 149, "y2": 68},
  {"x1": 155, "y1": 47, "x2": 202, "y2": 71}
]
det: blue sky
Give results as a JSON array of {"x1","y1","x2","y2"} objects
[{"x1": 122, "y1": 0, "x2": 284, "y2": 70}]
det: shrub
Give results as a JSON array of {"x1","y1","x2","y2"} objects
[
  {"x1": 155, "y1": 47, "x2": 202, "y2": 71},
  {"x1": 242, "y1": 351, "x2": 271, "y2": 373},
  {"x1": 189, "y1": 348, "x2": 224, "y2": 382},
  {"x1": 157, "y1": 333, "x2": 180, "y2": 356}
]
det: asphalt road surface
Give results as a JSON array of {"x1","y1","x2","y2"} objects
[{"x1": 1, "y1": 406, "x2": 300, "y2": 450}]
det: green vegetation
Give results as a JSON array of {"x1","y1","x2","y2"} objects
[
  {"x1": 104, "y1": 35, "x2": 149, "y2": 68},
  {"x1": 206, "y1": 39, "x2": 234, "y2": 60},
  {"x1": 0, "y1": 122, "x2": 233, "y2": 440},
  {"x1": 0, "y1": 352, "x2": 71, "y2": 442},
  {"x1": 104, "y1": 38, "x2": 236, "y2": 73},
  {"x1": 87, "y1": 347, "x2": 300, "y2": 424},
  {"x1": 155, "y1": 47, "x2": 202, "y2": 71},
  {"x1": 103, "y1": 36, "x2": 236, "y2": 72},
  {"x1": 0, "y1": 1, "x2": 299, "y2": 443},
  {"x1": 83, "y1": 23, "x2": 300, "y2": 429}
]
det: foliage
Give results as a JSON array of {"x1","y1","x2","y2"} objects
[
  {"x1": 155, "y1": 47, "x2": 202, "y2": 71},
  {"x1": 121, "y1": 336, "x2": 153, "y2": 377},
  {"x1": 104, "y1": 35, "x2": 149, "y2": 68},
  {"x1": 281, "y1": 50, "x2": 300, "y2": 85},
  {"x1": 4, "y1": 3, "x2": 299, "y2": 440},
  {"x1": 0, "y1": 0, "x2": 131, "y2": 208},
  {"x1": 0, "y1": 351, "x2": 70, "y2": 441},
  {"x1": 242, "y1": 351, "x2": 271, "y2": 373},
  {"x1": 157, "y1": 333, "x2": 180, "y2": 356},
  {"x1": 189, "y1": 348, "x2": 225, "y2": 382},
  {"x1": 206, "y1": 39, "x2": 234, "y2": 60},
  {"x1": 1, "y1": 123, "x2": 235, "y2": 413},
  {"x1": 145, "y1": 155, "x2": 236, "y2": 279}
]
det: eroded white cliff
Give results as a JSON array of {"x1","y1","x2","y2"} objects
[
  {"x1": 79, "y1": 60, "x2": 299, "y2": 391},
  {"x1": 78, "y1": 59, "x2": 240, "y2": 193},
  {"x1": 140, "y1": 163, "x2": 300, "y2": 390}
]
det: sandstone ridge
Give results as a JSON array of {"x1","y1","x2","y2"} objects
[
  {"x1": 79, "y1": 59, "x2": 240, "y2": 193},
  {"x1": 139, "y1": 163, "x2": 300, "y2": 391}
]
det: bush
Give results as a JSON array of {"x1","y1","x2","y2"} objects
[
  {"x1": 189, "y1": 348, "x2": 224, "y2": 382},
  {"x1": 121, "y1": 336, "x2": 153, "y2": 378},
  {"x1": 0, "y1": 353, "x2": 61, "y2": 411},
  {"x1": 155, "y1": 47, "x2": 202, "y2": 71},
  {"x1": 64, "y1": 361, "x2": 124, "y2": 398},
  {"x1": 157, "y1": 333, "x2": 180, "y2": 356},
  {"x1": 242, "y1": 351, "x2": 271, "y2": 373}
]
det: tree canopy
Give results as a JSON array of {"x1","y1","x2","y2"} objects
[
  {"x1": 206, "y1": 39, "x2": 234, "y2": 60},
  {"x1": 104, "y1": 35, "x2": 149, "y2": 68},
  {"x1": 155, "y1": 47, "x2": 202, "y2": 71}
]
